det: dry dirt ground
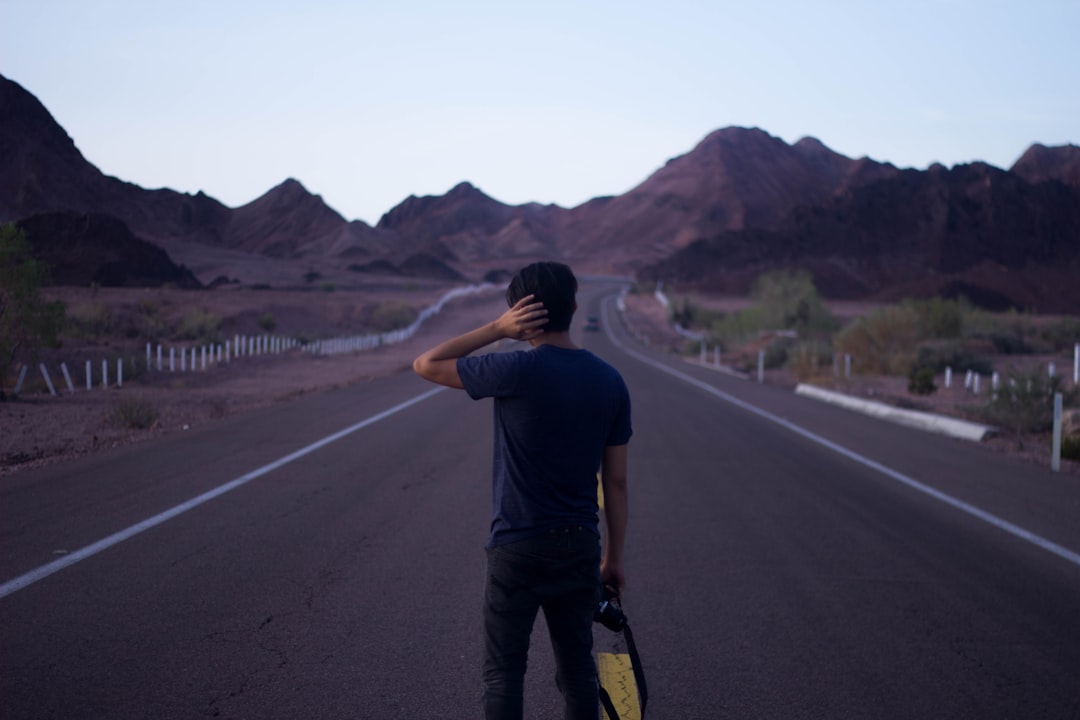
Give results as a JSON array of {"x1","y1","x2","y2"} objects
[{"x1": 3, "y1": 289, "x2": 1077, "y2": 476}]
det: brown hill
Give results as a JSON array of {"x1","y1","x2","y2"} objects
[
  {"x1": 16, "y1": 212, "x2": 202, "y2": 288},
  {"x1": 0, "y1": 75, "x2": 387, "y2": 273},
  {"x1": 554, "y1": 128, "x2": 899, "y2": 272},
  {"x1": 1011, "y1": 143, "x2": 1080, "y2": 187},
  {"x1": 639, "y1": 162, "x2": 1080, "y2": 312}
]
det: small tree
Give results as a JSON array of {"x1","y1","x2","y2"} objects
[
  {"x1": 751, "y1": 269, "x2": 835, "y2": 338},
  {"x1": 0, "y1": 224, "x2": 66, "y2": 399}
]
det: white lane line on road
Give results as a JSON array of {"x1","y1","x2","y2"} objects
[
  {"x1": 601, "y1": 297, "x2": 1080, "y2": 570},
  {"x1": 0, "y1": 386, "x2": 446, "y2": 600}
]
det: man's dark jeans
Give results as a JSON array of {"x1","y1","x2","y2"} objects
[{"x1": 483, "y1": 526, "x2": 601, "y2": 720}]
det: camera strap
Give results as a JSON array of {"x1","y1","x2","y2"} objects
[{"x1": 598, "y1": 617, "x2": 648, "y2": 719}]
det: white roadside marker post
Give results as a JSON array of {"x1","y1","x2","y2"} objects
[
  {"x1": 945, "y1": 367, "x2": 952, "y2": 388},
  {"x1": 14, "y1": 365, "x2": 28, "y2": 395},
  {"x1": 61, "y1": 363, "x2": 74, "y2": 394},
  {"x1": 102, "y1": 360, "x2": 108, "y2": 389},
  {"x1": 85, "y1": 360, "x2": 91, "y2": 390},
  {"x1": 757, "y1": 350, "x2": 765, "y2": 384},
  {"x1": 39, "y1": 364, "x2": 57, "y2": 396},
  {"x1": 1051, "y1": 392, "x2": 1063, "y2": 473},
  {"x1": 117, "y1": 358, "x2": 123, "y2": 388},
  {"x1": 157, "y1": 344, "x2": 162, "y2": 372}
]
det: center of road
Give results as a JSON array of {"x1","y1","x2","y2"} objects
[{"x1": 0, "y1": 386, "x2": 447, "y2": 599}]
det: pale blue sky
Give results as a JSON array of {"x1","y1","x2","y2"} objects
[{"x1": 3, "y1": 0, "x2": 1077, "y2": 225}]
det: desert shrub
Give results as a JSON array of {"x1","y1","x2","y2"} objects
[
  {"x1": 1038, "y1": 317, "x2": 1080, "y2": 353},
  {"x1": 980, "y1": 369, "x2": 1079, "y2": 447},
  {"x1": 751, "y1": 269, "x2": 836, "y2": 338},
  {"x1": 321, "y1": 282, "x2": 336, "y2": 293},
  {"x1": 908, "y1": 366, "x2": 937, "y2": 395},
  {"x1": 65, "y1": 302, "x2": 113, "y2": 339},
  {"x1": 1062, "y1": 435, "x2": 1080, "y2": 462},
  {"x1": 258, "y1": 313, "x2": 277, "y2": 332},
  {"x1": 175, "y1": 308, "x2": 221, "y2": 344},
  {"x1": 138, "y1": 301, "x2": 168, "y2": 342},
  {"x1": 370, "y1": 301, "x2": 417, "y2": 332},
  {"x1": 905, "y1": 297, "x2": 968, "y2": 339},
  {"x1": 914, "y1": 340, "x2": 994, "y2": 375},
  {"x1": 986, "y1": 330, "x2": 1035, "y2": 355},
  {"x1": 834, "y1": 305, "x2": 919, "y2": 375},
  {"x1": 708, "y1": 306, "x2": 764, "y2": 348},
  {"x1": 762, "y1": 335, "x2": 797, "y2": 369},
  {"x1": 112, "y1": 397, "x2": 159, "y2": 429},
  {"x1": 973, "y1": 309, "x2": 1051, "y2": 355},
  {"x1": 786, "y1": 340, "x2": 832, "y2": 382}
]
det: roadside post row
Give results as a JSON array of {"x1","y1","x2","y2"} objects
[{"x1": 15, "y1": 284, "x2": 496, "y2": 396}]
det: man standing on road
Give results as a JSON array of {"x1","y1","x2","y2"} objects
[{"x1": 413, "y1": 262, "x2": 632, "y2": 720}]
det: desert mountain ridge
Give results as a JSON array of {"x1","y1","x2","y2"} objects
[{"x1": 2, "y1": 73, "x2": 1079, "y2": 312}]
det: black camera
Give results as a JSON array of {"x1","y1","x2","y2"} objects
[{"x1": 594, "y1": 585, "x2": 626, "y2": 632}]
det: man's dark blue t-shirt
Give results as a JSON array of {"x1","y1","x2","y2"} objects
[{"x1": 457, "y1": 344, "x2": 632, "y2": 548}]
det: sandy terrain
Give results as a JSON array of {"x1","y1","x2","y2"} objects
[{"x1": 2, "y1": 288, "x2": 1076, "y2": 476}]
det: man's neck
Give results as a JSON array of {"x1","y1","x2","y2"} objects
[{"x1": 529, "y1": 331, "x2": 577, "y2": 350}]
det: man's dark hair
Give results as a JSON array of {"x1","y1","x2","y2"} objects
[{"x1": 506, "y1": 262, "x2": 578, "y2": 332}]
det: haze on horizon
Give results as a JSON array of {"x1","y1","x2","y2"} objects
[{"x1": 3, "y1": 0, "x2": 1077, "y2": 226}]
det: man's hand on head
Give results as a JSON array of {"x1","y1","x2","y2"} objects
[{"x1": 495, "y1": 295, "x2": 548, "y2": 341}]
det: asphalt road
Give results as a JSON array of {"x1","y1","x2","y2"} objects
[{"x1": 2, "y1": 281, "x2": 1079, "y2": 719}]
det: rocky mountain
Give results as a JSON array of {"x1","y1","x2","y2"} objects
[
  {"x1": 555, "y1": 128, "x2": 900, "y2": 271},
  {"x1": 639, "y1": 161, "x2": 1080, "y2": 312},
  {"x1": 2, "y1": 72, "x2": 1079, "y2": 311},
  {"x1": 1011, "y1": 143, "x2": 1080, "y2": 187},
  {"x1": 0, "y1": 75, "x2": 391, "y2": 268},
  {"x1": 15, "y1": 212, "x2": 202, "y2": 288}
]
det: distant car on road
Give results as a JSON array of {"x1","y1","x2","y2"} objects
[{"x1": 584, "y1": 316, "x2": 600, "y2": 332}]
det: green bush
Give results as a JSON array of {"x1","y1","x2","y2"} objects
[
  {"x1": 762, "y1": 335, "x2": 797, "y2": 370},
  {"x1": 1062, "y1": 435, "x2": 1080, "y2": 462},
  {"x1": 908, "y1": 366, "x2": 937, "y2": 395},
  {"x1": 751, "y1": 269, "x2": 836, "y2": 339},
  {"x1": 112, "y1": 398, "x2": 159, "y2": 429},
  {"x1": 1039, "y1": 317, "x2": 1080, "y2": 352},
  {"x1": 786, "y1": 340, "x2": 832, "y2": 382},
  {"x1": 370, "y1": 301, "x2": 417, "y2": 332},
  {"x1": 915, "y1": 341, "x2": 994, "y2": 375},
  {"x1": 981, "y1": 369, "x2": 1079, "y2": 446},
  {"x1": 835, "y1": 305, "x2": 919, "y2": 375},
  {"x1": 258, "y1": 313, "x2": 277, "y2": 332},
  {"x1": 65, "y1": 302, "x2": 113, "y2": 339},
  {"x1": 175, "y1": 308, "x2": 221, "y2": 344},
  {"x1": 905, "y1": 297, "x2": 968, "y2": 339}
]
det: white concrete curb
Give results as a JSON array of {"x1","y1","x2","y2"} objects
[{"x1": 795, "y1": 384, "x2": 996, "y2": 442}]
